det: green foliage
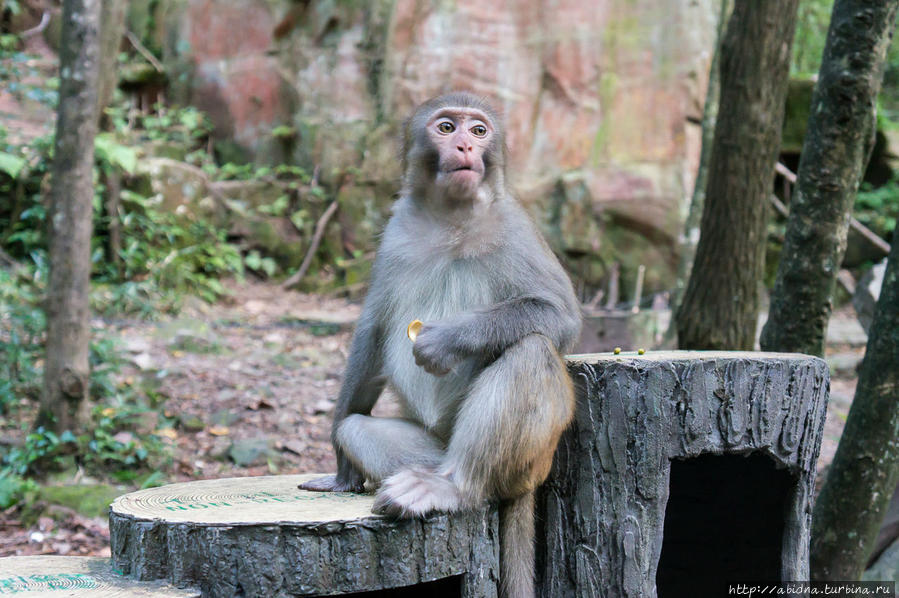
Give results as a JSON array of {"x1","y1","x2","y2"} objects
[
  {"x1": 0, "y1": 269, "x2": 45, "y2": 414},
  {"x1": 791, "y1": 0, "x2": 835, "y2": 77},
  {"x1": 2, "y1": 428, "x2": 71, "y2": 476},
  {"x1": 856, "y1": 176, "x2": 899, "y2": 237},
  {"x1": 0, "y1": 150, "x2": 25, "y2": 177},
  {"x1": 244, "y1": 250, "x2": 277, "y2": 277},
  {"x1": 95, "y1": 133, "x2": 138, "y2": 174},
  {"x1": 0, "y1": 43, "x2": 59, "y2": 109},
  {"x1": 1, "y1": 1, "x2": 22, "y2": 16},
  {"x1": 37, "y1": 483, "x2": 122, "y2": 518},
  {"x1": 0, "y1": 271, "x2": 167, "y2": 493},
  {"x1": 0, "y1": 471, "x2": 37, "y2": 510},
  {"x1": 790, "y1": 0, "x2": 899, "y2": 125},
  {"x1": 104, "y1": 104, "x2": 213, "y2": 148},
  {"x1": 92, "y1": 190, "x2": 244, "y2": 313}
]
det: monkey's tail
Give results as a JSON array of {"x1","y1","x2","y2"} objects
[{"x1": 499, "y1": 490, "x2": 535, "y2": 598}]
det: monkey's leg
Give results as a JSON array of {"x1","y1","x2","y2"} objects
[
  {"x1": 336, "y1": 415, "x2": 445, "y2": 484},
  {"x1": 376, "y1": 333, "x2": 573, "y2": 511},
  {"x1": 375, "y1": 334, "x2": 572, "y2": 597}
]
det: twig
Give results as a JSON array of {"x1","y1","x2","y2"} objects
[
  {"x1": 587, "y1": 289, "x2": 605, "y2": 311},
  {"x1": 282, "y1": 199, "x2": 339, "y2": 290},
  {"x1": 21, "y1": 12, "x2": 50, "y2": 38},
  {"x1": 769, "y1": 194, "x2": 789, "y2": 218},
  {"x1": 0, "y1": 247, "x2": 23, "y2": 272},
  {"x1": 125, "y1": 30, "x2": 164, "y2": 73},
  {"x1": 775, "y1": 162, "x2": 797, "y2": 182},
  {"x1": 604, "y1": 263, "x2": 620, "y2": 310},
  {"x1": 0, "y1": 247, "x2": 34, "y2": 285},
  {"x1": 775, "y1": 162, "x2": 890, "y2": 255},
  {"x1": 631, "y1": 264, "x2": 645, "y2": 313}
]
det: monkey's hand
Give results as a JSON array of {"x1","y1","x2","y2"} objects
[
  {"x1": 412, "y1": 323, "x2": 463, "y2": 376},
  {"x1": 298, "y1": 470, "x2": 365, "y2": 493}
]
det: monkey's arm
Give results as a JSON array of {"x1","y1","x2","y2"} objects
[
  {"x1": 299, "y1": 316, "x2": 385, "y2": 492},
  {"x1": 414, "y1": 293, "x2": 581, "y2": 376}
]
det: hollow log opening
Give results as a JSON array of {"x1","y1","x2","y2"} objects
[
  {"x1": 331, "y1": 575, "x2": 463, "y2": 597},
  {"x1": 656, "y1": 454, "x2": 796, "y2": 597}
]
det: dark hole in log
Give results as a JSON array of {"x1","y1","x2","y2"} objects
[
  {"x1": 324, "y1": 575, "x2": 463, "y2": 597},
  {"x1": 656, "y1": 454, "x2": 796, "y2": 597}
]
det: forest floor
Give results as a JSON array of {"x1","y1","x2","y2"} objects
[{"x1": 0, "y1": 280, "x2": 865, "y2": 558}]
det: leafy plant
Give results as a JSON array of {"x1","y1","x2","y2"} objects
[
  {"x1": 0, "y1": 471, "x2": 37, "y2": 510},
  {"x1": 0, "y1": 269, "x2": 45, "y2": 413},
  {"x1": 855, "y1": 176, "x2": 899, "y2": 238}
]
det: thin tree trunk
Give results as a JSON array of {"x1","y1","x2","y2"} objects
[
  {"x1": 811, "y1": 226, "x2": 899, "y2": 580},
  {"x1": 760, "y1": 0, "x2": 899, "y2": 357},
  {"x1": 103, "y1": 168, "x2": 122, "y2": 275},
  {"x1": 97, "y1": 0, "x2": 127, "y2": 274},
  {"x1": 676, "y1": 0, "x2": 799, "y2": 350},
  {"x1": 671, "y1": 0, "x2": 731, "y2": 312},
  {"x1": 36, "y1": 0, "x2": 102, "y2": 433},
  {"x1": 96, "y1": 0, "x2": 127, "y2": 127}
]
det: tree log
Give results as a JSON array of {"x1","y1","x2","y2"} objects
[
  {"x1": 108, "y1": 353, "x2": 827, "y2": 597},
  {"x1": 0, "y1": 556, "x2": 199, "y2": 596},
  {"x1": 110, "y1": 474, "x2": 499, "y2": 597},
  {"x1": 537, "y1": 351, "x2": 829, "y2": 597}
]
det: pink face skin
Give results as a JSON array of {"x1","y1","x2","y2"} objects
[{"x1": 427, "y1": 107, "x2": 493, "y2": 201}]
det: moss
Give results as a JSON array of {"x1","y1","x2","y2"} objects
[
  {"x1": 781, "y1": 77, "x2": 816, "y2": 154},
  {"x1": 40, "y1": 484, "x2": 124, "y2": 518}
]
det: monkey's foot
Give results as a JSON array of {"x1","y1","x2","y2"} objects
[
  {"x1": 373, "y1": 468, "x2": 462, "y2": 518},
  {"x1": 298, "y1": 474, "x2": 365, "y2": 493}
]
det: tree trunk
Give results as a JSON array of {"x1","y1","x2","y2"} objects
[
  {"x1": 535, "y1": 352, "x2": 829, "y2": 597},
  {"x1": 36, "y1": 0, "x2": 101, "y2": 434},
  {"x1": 671, "y1": 0, "x2": 731, "y2": 312},
  {"x1": 676, "y1": 0, "x2": 799, "y2": 350},
  {"x1": 96, "y1": 0, "x2": 127, "y2": 127},
  {"x1": 810, "y1": 227, "x2": 899, "y2": 580},
  {"x1": 760, "y1": 0, "x2": 899, "y2": 357}
]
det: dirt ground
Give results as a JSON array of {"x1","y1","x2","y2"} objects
[{"x1": 0, "y1": 282, "x2": 863, "y2": 558}]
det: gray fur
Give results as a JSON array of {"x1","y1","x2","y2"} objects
[{"x1": 299, "y1": 92, "x2": 581, "y2": 598}]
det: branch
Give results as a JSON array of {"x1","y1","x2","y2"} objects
[
  {"x1": 282, "y1": 199, "x2": 339, "y2": 290},
  {"x1": 775, "y1": 162, "x2": 890, "y2": 255},
  {"x1": 21, "y1": 12, "x2": 50, "y2": 38},
  {"x1": 125, "y1": 30, "x2": 164, "y2": 73}
]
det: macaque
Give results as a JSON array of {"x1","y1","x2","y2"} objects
[{"x1": 300, "y1": 92, "x2": 581, "y2": 598}]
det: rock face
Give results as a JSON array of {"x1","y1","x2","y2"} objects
[{"x1": 130, "y1": 0, "x2": 719, "y2": 292}]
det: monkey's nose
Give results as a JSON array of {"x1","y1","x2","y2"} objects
[{"x1": 456, "y1": 141, "x2": 473, "y2": 153}]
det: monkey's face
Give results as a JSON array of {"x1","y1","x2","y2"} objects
[{"x1": 425, "y1": 107, "x2": 494, "y2": 201}]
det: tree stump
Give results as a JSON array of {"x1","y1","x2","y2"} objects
[
  {"x1": 0, "y1": 556, "x2": 199, "y2": 596},
  {"x1": 537, "y1": 351, "x2": 829, "y2": 597},
  {"x1": 109, "y1": 474, "x2": 499, "y2": 597}
]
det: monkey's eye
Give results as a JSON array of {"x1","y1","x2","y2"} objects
[
  {"x1": 471, "y1": 125, "x2": 488, "y2": 137},
  {"x1": 437, "y1": 121, "x2": 455, "y2": 134}
]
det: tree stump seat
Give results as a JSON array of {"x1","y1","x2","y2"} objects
[
  {"x1": 0, "y1": 556, "x2": 199, "y2": 596},
  {"x1": 539, "y1": 351, "x2": 829, "y2": 597},
  {"x1": 107, "y1": 351, "x2": 828, "y2": 598},
  {"x1": 109, "y1": 475, "x2": 499, "y2": 597}
]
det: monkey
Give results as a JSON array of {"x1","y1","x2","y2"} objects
[{"x1": 299, "y1": 92, "x2": 581, "y2": 598}]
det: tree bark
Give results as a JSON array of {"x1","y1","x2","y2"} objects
[
  {"x1": 671, "y1": 0, "x2": 731, "y2": 312},
  {"x1": 810, "y1": 227, "x2": 899, "y2": 580},
  {"x1": 36, "y1": 0, "x2": 101, "y2": 434},
  {"x1": 96, "y1": 0, "x2": 127, "y2": 127},
  {"x1": 536, "y1": 352, "x2": 828, "y2": 597},
  {"x1": 110, "y1": 475, "x2": 499, "y2": 597},
  {"x1": 760, "y1": 0, "x2": 899, "y2": 357},
  {"x1": 676, "y1": 0, "x2": 799, "y2": 350}
]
